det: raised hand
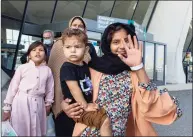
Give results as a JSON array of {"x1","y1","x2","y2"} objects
[{"x1": 118, "y1": 35, "x2": 142, "y2": 67}]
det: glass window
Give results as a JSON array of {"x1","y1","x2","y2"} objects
[
  {"x1": 6, "y1": 29, "x2": 13, "y2": 40},
  {"x1": 13, "y1": 30, "x2": 20, "y2": 41},
  {"x1": 84, "y1": 1, "x2": 115, "y2": 20},
  {"x1": 132, "y1": 1, "x2": 156, "y2": 26},
  {"x1": 6, "y1": 40, "x2": 13, "y2": 44},
  {"x1": 1, "y1": 16, "x2": 42, "y2": 71},
  {"x1": 144, "y1": 42, "x2": 154, "y2": 79},
  {"x1": 111, "y1": 1, "x2": 136, "y2": 19},
  {"x1": 25, "y1": 1, "x2": 55, "y2": 24},
  {"x1": 1, "y1": 17, "x2": 21, "y2": 71},
  {"x1": 1, "y1": 1, "x2": 25, "y2": 19},
  {"x1": 155, "y1": 45, "x2": 165, "y2": 81},
  {"x1": 53, "y1": 1, "x2": 86, "y2": 23}
]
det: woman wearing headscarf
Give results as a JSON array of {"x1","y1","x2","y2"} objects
[
  {"x1": 48, "y1": 16, "x2": 97, "y2": 136},
  {"x1": 61, "y1": 22, "x2": 182, "y2": 136}
]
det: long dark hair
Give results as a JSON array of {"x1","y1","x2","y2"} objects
[
  {"x1": 27, "y1": 41, "x2": 47, "y2": 61},
  {"x1": 89, "y1": 22, "x2": 136, "y2": 74},
  {"x1": 102, "y1": 22, "x2": 136, "y2": 55}
]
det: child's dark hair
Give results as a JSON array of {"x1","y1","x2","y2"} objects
[
  {"x1": 26, "y1": 41, "x2": 47, "y2": 57},
  {"x1": 62, "y1": 28, "x2": 88, "y2": 45}
]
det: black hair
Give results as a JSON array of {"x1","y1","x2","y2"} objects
[
  {"x1": 106, "y1": 23, "x2": 136, "y2": 46},
  {"x1": 101, "y1": 22, "x2": 136, "y2": 54},
  {"x1": 26, "y1": 41, "x2": 47, "y2": 58}
]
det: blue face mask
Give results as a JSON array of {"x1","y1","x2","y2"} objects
[{"x1": 43, "y1": 39, "x2": 53, "y2": 45}]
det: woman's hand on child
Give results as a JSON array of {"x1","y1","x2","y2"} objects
[
  {"x1": 46, "y1": 106, "x2": 51, "y2": 116},
  {"x1": 2, "y1": 111, "x2": 11, "y2": 121},
  {"x1": 83, "y1": 51, "x2": 91, "y2": 64},
  {"x1": 84, "y1": 103, "x2": 99, "y2": 112},
  {"x1": 118, "y1": 35, "x2": 143, "y2": 67},
  {"x1": 61, "y1": 98, "x2": 84, "y2": 119}
]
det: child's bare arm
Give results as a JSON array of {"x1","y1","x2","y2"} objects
[
  {"x1": 45, "y1": 68, "x2": 54, "y2": 106},
  {"x1": 65, "y1": 81, "x2": 98, "y2": 112},
  {"x1": 66, "y1": 81, "x2": 88, "y2": 109}
]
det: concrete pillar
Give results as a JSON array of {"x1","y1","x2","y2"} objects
[{"x1": 147, "y1": 1, "x2": 192, "y2": 84}]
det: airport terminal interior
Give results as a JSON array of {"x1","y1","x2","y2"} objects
[{"x1": 1, "y1": 0, "x2": 192, "y2": 86}]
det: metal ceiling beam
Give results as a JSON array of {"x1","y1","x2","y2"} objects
[
  {"x1": 109, "y1": 0, "x2": 116, "y2": 17},
  {"x1": 2, "y1": 14, "x2": 37, "y2": 25},
  {"x1": 50, "y1": 0, "x2": 58, "y2": 23},
  {"x1": 12, "y1": 0, "x2": 29, "y2": 71},
  {"x1": 82, "y1": 0, "x2": 89, "y2": 17},
  {"x1": 131, "y1": 0, "x2": 139, "y2": 20}
]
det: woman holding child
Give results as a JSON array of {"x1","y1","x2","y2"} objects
[
  {"x1": 61, "y1": 22, "x2": 182, "y2": 136},
  {"x1": 48, "y1": 16, "x2": 97, "y2": 136}
]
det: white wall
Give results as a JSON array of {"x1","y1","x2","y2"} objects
[{"x1": 147, "y1": 1, "x2": 192, "y2": 84}]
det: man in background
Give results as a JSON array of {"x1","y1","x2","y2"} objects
[
  {"x1": 43, "y1": 30, "x2": 55, "y2": 59},
  {"x1": 20, "y1": 29, "x2": 55, "y2": 64}
]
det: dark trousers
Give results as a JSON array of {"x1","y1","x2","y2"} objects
[{"x1": 53, "y1": 112, "x2": 75, "y2": 137}]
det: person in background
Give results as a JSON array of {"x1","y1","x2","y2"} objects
[
  {"x1": 48, "y1": 16, "x2": 97, "y2": 136},
  {"x1": 43, "y1": 30, "x2": 55, "y2": 59},
  {"x1": 20, "y1": 30, "x2": 55, "y2": 64}
]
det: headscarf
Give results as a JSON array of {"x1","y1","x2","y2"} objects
[
  {"x1": 68, "y1": 16, "x2": 98, "y2": 62},
  {"x1": 89, "y1": 22, "x2": 136, "y2": 75},
  {"x1": 68, "y1": 16, "x2": 87, "y2": 30}
]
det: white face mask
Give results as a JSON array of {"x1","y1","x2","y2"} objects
[{"x1": 43, "y1": 39, "x2": 53, "y2": 45}]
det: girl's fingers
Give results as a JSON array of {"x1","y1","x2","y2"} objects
[
  {"x1": 128, "y1": 35, "x2": 134, "y2": 49},
  {"x1": 118, "y1": 54, "x2": 126, "y2": 62},
  {"x1": 133, "y1": 36, "x2": 138, "y2": 49},
  {"x1": 139, "y1": 41, "x2": 143, "y2": 53},
  {"x1": 121, "y1": 39, "x2": 129, "y2": 55}
]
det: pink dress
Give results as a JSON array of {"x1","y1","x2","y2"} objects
[{"x1": 3, "y1": 60, "x2": 54, "y2": 136}]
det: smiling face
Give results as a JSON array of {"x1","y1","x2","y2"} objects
[
  {"x1": 29, "y1": 45, "x2": 46, "y2": 65},
  {"x1": 110, "y1": 28, "x2": 129, "y2": 57}
]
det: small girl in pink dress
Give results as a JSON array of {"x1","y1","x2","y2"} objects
[{"x1": 2, "y1": 41, "x2": 54, "y2": 136}]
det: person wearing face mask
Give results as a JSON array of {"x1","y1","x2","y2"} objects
[
  {"x1": 48, "y1": 16, "x2": 97, "y2": 136},
  {"x1": 43, "y1": 30, "x2": 55, "y2": 61},
  {"x1": 20, "y1": 30, "x2": 55, "y2": 64}
]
